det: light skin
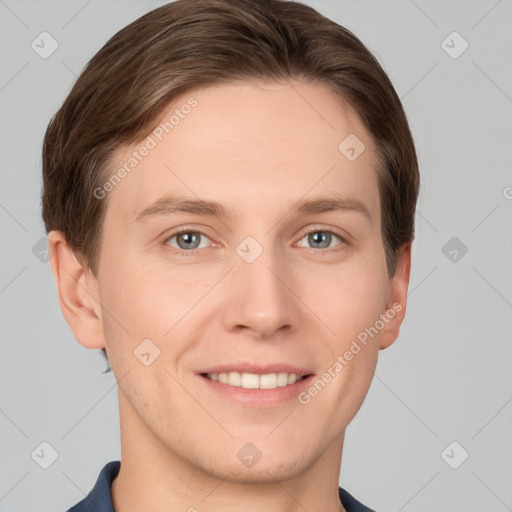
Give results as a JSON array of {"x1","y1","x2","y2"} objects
[{"x1": 49, "y1": 80, "x2": 411, "y2": 512}]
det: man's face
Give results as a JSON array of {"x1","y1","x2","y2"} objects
[{"x1": 90, "y1": 80, "x2": 404, "y2": 482}]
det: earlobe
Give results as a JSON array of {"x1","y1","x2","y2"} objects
[
  {"x1": 48, "y1": 230, "x2": 106, "y2": 350},
  {"x1": 378, "y1": 243, "x2": 412, "y2": 350}
]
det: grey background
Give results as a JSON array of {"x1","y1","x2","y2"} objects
[{"x1": 0, "y1": 0, "x2": 511, "y2": 511}]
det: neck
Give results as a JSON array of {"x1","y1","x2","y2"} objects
[{"x1": 111, "y1": 392, "x2": 347, "y2": 512}]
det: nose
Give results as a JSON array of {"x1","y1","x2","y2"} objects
[{"x1": 221, "y1": 240, "x2": 301, "y2": 340}]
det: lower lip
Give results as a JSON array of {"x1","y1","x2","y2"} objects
[{"x1": 198, "y1": 374, "x2": 315, "y2": 407}]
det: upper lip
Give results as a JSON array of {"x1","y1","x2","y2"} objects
[{"x1": 198, "y1": 363, "x2": 313, "y2": 376}]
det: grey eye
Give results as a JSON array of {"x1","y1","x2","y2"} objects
[
  {"x1": 167, "y1": 231, "x2": 210, "y2": 250},
  {"x1": 298, "y1": 231, "x2": 342, "y2": 249}
]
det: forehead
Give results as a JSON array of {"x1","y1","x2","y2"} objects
[{"x1": 105, "y1": 80, "x2": 381, "y2": 222}]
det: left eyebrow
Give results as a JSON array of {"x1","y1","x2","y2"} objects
[{"x1": 293, "y1": 196, "x2": 371, "y2": 221}]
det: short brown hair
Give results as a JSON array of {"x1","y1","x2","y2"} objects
[{"x1": 41, "y1": 0, "x2": 419, "y2": 371}]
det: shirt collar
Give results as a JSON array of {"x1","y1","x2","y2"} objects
[{"x1": 68, "y1": 460, "x2": 375, "y2": 512}]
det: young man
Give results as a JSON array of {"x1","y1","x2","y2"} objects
[{"x1": 42, "y1": 0, "x2": 419, "y2": 510}]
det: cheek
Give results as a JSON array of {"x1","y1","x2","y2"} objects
[
  {"x1": 98, "y1": 257, "x2": 218, "y2": 356},
  {"x1": 299, "y1": 268, "x2": 384, "y2": 425},
  {"x1": 301, "y1": 259, "x2": 389, "y2": 342}
]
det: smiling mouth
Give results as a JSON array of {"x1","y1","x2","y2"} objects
[{"x1": 201, "y1": 371, "x2": 311, "y2": 390}]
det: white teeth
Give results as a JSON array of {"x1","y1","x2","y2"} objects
[
  {"x1": 277, "y1": 372, "x2": 289, "y2": 387},
  {"x1": 241, "y1": 373, "x2": 259, "y2": 389},
  {"x1": 205, "y1": 371, "x2": 305, "y2": 389},
  {"x1": 228, "y1": 371, "x2": 241, "y2": 386},
  {"x1": 259, "y1": 373, "x2": 277, "y2": 389}
]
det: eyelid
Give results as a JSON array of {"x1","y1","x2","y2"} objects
[
  {"x1": 294, "y1": 226, "x2": 348, "y2": 249},
  {"x1": 162, "y1": 226, "x2": 215, "y2": 248},
  {"x1": 162, "y1": 224, "x2": 350, "y2": 255}
]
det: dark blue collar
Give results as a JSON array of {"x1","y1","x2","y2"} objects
[{"x1": 66, "y1": 460, "x2": 375, "y2": 512}]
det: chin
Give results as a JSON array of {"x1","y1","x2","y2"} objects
[{"x1": 207, "y1": 455, "x2": 311, "y2": 485}]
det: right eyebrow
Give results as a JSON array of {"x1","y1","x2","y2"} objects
[{"x1": 135, "y1": 195, "x2": 227, "y2": 223}]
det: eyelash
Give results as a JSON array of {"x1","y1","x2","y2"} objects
[{"x1": 162, "y1": 227, "x2": 348, "y2": 257}]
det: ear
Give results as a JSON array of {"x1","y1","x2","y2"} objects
[
  {"x1": 378, "y1": 243, "x2": 412, "y2": 350},
  {"x1": 47, "y1": 230, "x2": 106, "y2": 350}
]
